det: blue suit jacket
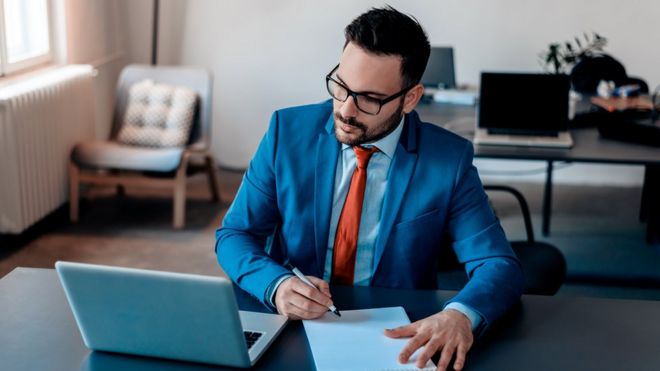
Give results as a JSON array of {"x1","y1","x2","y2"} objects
[{"x1": 216, "y1": 100, "x2": 523, "y2": 334}]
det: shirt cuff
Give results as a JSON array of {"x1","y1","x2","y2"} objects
[
  {"x1": 265, "y1": 273, "x2": 294, "y2": 310},
  {"x1": 444, "y1": 302, "x2": 483, "y2": 332}
]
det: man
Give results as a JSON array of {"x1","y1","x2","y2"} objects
[{"x1": 216, "y1": 6, "x2": 523, "y2": 371}]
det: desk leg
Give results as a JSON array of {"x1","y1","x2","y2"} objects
[
  {"x1": 640, "y1": 165, "x2": 653, "y2": 223},
  {"x1": 542, "y1": 160, "x2": 554, "y2": 236},
  {"x1": 642, "y1": 165, "x2": 660, "y2": 245}
]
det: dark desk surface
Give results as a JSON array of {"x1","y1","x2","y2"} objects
[
  {"x1": 416, "y1": 102, "x2": 660, "y2": 165},
  {"x1": 3, "y1": 267, "x2": 660, "y2": 371}
]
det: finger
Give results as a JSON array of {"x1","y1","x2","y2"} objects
[
  {"x1": 436, "y1": 342, "x2": 457, "y2": 371},
  {"x1": 384, "y1": 323, "x2": 418, "y2": 338},
  {"x1": 453, "y1": 343, "x2": 468, "y2": 371},
  {"x1": 284, "y1": 298, "x2": 322, "y2": 320},
  {"x1": 289, "y1": 291, "x2": 330, "y2": 316},
  {"x1": 291, "y1": 278, "x2": 333, "y2": 307},
  {"x1": 416, "y1": 338, "x2": 442, "y2": 369},
  {"x1": 282, "y1": 302, "x2": 307, "y2": 320},
  {"x1": 398, "y1": 333, "x2": 430, "y2": 364},
  {"x1": 306, "y1": 276, "x2": 332, "y2": 297},
  {"x1": 282, "y1": 307, "x2": 302, "y2": 320},
  {"x1": 276, "y1": 293, "x2": 305, "y2": 320}
]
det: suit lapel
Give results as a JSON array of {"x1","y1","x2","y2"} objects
[
  {"x1": 372, "y1": 113, "x2": 419, "y2": 276},
  {"x1": 314, "y1": 114, "x2": 340, "y2": 276}
]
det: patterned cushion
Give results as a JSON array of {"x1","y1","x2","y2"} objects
[{"x1": 117, "y1": 79, "x2": 197, "y2": 147}]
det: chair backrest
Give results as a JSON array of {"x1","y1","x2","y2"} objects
[
  {"x1": 437, "y1": 185, "x2": 567, "y2": 295},
  {"x1": 110, "y1": 65, "x2": 213, "y2": 149},
  {"x1": 484, "y1": 185, "x2": 535, "y2": 243}
]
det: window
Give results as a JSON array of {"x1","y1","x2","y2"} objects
[{"x1": 0, "y1": 0, "x2": 52, "y2": 76}]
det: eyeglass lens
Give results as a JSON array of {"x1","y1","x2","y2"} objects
[{"x1": 327, "y1": 78, "x2": 381, "y2": 115}]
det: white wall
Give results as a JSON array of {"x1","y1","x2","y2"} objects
[{"x1": 126, "y1": 0, "x2": 659, "y2": 185}]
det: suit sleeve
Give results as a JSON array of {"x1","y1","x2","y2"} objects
[
  {"x1": 443, "y1": 143, "x2": 524, "y2": 336},
  {"x1": 215, "y1": 111, "x2": 290, "y2": 307}
]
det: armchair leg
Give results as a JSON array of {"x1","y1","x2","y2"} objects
[
  {"x1": 173, "y1": 179, "x2": 186, "y2": 229},
  {"x1": 112, "y1": 170, "x2": 125, "y2": 196},
  {"x1": 69, "y1": 162, "x2": 80, "y2": 223},
  {"x1": 173, "y1": 154, "x2": 190, "y2": 229},
  {"x1": 205, "y1": 154, "x2": 221, "y2": 202}
]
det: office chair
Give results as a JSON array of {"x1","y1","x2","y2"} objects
[
  {"x1": 437, "y1": 185, "x2": 567, "y2": 295},
  {"x1": 69, "y1": 65, "x2": 219, "y2": 229}
]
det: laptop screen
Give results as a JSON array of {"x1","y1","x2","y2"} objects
[
  {"x1": 478, "y1": 72, "x2": 570, "y2": 135},
  {"x1": 421, "y1": 47, "x2": 456, "y2": 89}
]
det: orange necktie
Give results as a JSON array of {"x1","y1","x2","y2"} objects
[{"x1": 331, "y1": 145, "x2": 379, "y2": 285}]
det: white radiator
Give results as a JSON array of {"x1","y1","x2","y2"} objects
[{"x1": 0, "y1": 65, "x2": 95, "y2": 234}]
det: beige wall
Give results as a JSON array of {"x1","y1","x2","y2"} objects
[
  {"x1": 64, "y1": 0, "x2": 124, "y2": 64},
  {"x1": 62, "y1": 0, "x2": 130, "y2": 139},
  {"x1": 120, "y1": 0, "x2": 153, "y2": 65}
]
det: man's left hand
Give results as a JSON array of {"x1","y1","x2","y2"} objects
[{"x1": 384, "y1": 309, "x2": 473, "y2": 371}]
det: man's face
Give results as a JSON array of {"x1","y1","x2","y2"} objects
[{"x1": 332, "y1": 42, "x2": 409, "y2": 146}]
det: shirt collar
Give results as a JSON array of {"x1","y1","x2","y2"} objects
[{"x1": 341, "y1": 115, "x2": 404, "y2": 159}]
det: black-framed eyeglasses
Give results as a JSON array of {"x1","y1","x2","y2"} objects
[{"x1": 325, "y1": 64, "x2": 413, "y2": 115}]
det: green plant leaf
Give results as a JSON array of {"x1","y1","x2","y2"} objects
[{"x1": 575, "y1": 37, "x2": 582, "y2": 48}]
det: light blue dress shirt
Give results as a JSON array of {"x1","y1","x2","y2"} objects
[
  {"x1": 270, "y1": 116, "x2": 481, "y2": 331},
  {"x1": 321, "y1": 120, "x2": 404, "y2": 285}
]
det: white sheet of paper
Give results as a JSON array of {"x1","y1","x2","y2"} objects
[{"x1": 302, "y1": 307, "x2": 435, "y2": 371}]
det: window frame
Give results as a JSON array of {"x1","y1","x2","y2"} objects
[{"x1": 0, "y1": 0, "x2": 54, "y2": 77}]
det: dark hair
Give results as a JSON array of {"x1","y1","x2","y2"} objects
[{"x1": 344, "y1": 6, "x2": 430, "y2": 88}]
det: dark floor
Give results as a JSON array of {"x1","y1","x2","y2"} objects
[
  {"x1": 0, "y1": 170, "x2": 243, "y2": 278},
  {"x1": 2, "y1": 168, "x2": 660, "y2": 301}
]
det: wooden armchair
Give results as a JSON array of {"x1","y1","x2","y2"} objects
[{"x1": 69, "y1": 65, "x2": 219, "y2": 229}]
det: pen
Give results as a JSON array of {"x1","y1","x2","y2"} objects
[{"x1": 287, "y1": 265, "x2": 341, "y2": 317}]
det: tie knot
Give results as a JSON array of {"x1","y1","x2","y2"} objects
[{"x1": 353, "y1": 146, "x2": 379, "y2": 169}]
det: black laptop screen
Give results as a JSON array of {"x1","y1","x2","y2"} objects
[{"x1": 478, "y1": 72, "x2": 570, "y2": 135}]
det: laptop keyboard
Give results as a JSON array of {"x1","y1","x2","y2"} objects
[{"x1": 244, "y1": 331, "x2": 263, "y2": 350}]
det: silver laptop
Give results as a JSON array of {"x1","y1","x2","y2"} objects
[
  {"x1": 474, "y1": 72, "x2": 573, "y2": 148},
  {"x1": 55, "y1": 261, "x2": 287, "y2": 368}
]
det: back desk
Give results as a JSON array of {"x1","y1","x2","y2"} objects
[{"x1": 415, "y1": 102, "x2": 660, "y2": 241}]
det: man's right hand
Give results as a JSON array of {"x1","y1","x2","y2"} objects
[{"x1": 274, "y1": 276, "x2": 333, "y2": 320}]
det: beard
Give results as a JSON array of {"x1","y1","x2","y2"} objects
[{"x1": 333, "y1": 99, "x2": 404, "y2": 146}]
